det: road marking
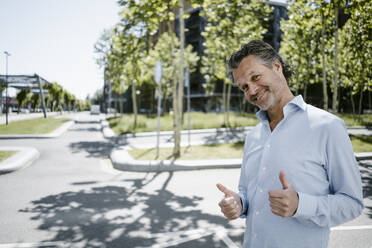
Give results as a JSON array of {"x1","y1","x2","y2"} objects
[
  {"x1": 0, "y1": 241, "x2": 67, "y2": 247},
  {"x1": 331, "y1": 225, "x2": 372, "y2": 231},
  {"x1": 100, "y1": 159, "x2": 121, "y2": 175}
]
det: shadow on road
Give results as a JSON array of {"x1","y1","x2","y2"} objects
[
  {"x1": 69, "y1": 141, "x2": 115, "y2": 158},
  {"x1": 20, "y1": 172, "x2": 238, "y2": 247},
  {"x1": 359, "y1": 161, "x2": 372, "y2": 219}
]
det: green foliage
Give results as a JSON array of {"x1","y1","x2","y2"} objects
[
  {"x1": 280, "y1": 0, "x2": 371, "y2": 113},
  {"x1": 16, "y1": 89, "x2": 30, "y2": 112},
  {"x1": 200, "y1": 0, "x2": 271, "y2": 93},
  {"x1": 339, "y1": 0, "x2": 372, "y2": 95}
]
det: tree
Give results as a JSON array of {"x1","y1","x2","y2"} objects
[
  {"x1": 201, "y1": 0, "x2": 271, "y2": 126},
  {"x1": 16, "y1": 89, "x2": 30, "y2": 113},
  {"x1": 339, "y1": 0, "x2": 372, "y2": 117},
  {"x1": 30, "y1": 93, "x2": 41, "y2": 111}
]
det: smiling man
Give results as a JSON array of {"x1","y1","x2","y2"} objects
[{"x1": 217, "y1": 40, "x2": 364, "y2": 248}]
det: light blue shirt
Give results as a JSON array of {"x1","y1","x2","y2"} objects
[{"x1": 238, "y1": 95, "x2": 364, "y2": 248}]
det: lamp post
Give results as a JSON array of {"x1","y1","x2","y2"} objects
[{"x1": 4, "y1": 51, "x2": 11, "y2": 125}]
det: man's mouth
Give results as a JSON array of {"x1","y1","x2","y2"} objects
[{"x1": 253, "y1": 88, "x2": 268, "y2": 103}]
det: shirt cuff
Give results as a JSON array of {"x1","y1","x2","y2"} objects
[
  {"x1": 293, "y1": 192, "x2": 317, "y2": 218},
  {"x1": 238, "y1": 192, "x2": 248, "y2": 218}
]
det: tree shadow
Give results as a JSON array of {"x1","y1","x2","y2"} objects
[
  {"x1": 69, "y1": 141, "x2": 115, "y2": 158},
  {"x1": 201, "y1": 129, "x2": 247, "y2": 146},
  {"x1": 20, "y1": 172, "x2": 239, "y2": 247}
]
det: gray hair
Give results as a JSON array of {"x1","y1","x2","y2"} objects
[{"x1": 227, "y1": 40, "x2": 293, "y2": 84}]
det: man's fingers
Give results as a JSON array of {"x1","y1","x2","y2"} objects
[
  {"x1": 216, "y1": 183, "x2": 232, "y2": 197},
  {"x1": 268, "y1": 189, "x2": 283, "y2": 198},
  {"x1": 279, "y1": 171, "x2": 291, "y2": 189}
]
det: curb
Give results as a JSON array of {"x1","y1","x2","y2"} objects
[
  {"x1": 0, "y1": 147, "x2": 40, "y2": 174},
  {"x1": 0, "y1": 120, "x2": 75, "y2": 139},
  {"x1": 110, "y1": 146, "x2": 242, "y2": 172},
  {"x1": 110, "y1": 145, "x2": 372, "y2": 173},
  {"x1": 104, "y1": 118, "x2": 372, "y2": 172}
]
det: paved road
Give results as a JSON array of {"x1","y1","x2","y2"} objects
[{"x1": 0, "y1": 112, "x2": 371, "y2": 247}]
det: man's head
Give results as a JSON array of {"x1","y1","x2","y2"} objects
[
  {"x1": 227, "y1": 40, "x2": 293, "y2": 112},
  {"x1": 228, "y1": 40, "x2": 293, "y2": 83}
]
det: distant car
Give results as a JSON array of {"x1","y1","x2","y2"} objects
[{"x1": 90, "y1": 105, "x2": 100, "y2": 115}]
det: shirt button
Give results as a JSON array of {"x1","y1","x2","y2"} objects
[
  {"x1": 262, "y1": 167, "x2": 266, "y2": 171},
  {"x1": 255, "y1": 210, "x2": 259, "y2": 215},
  {"x1": 254, "y1": 233, "x2": 258, "y2": 238},
  {"x1": 266, "y1": 144, "x2": 271, "y2": 148},
  {"x1": 259, "y1": 188, "x2": 263, "y2": 193}
]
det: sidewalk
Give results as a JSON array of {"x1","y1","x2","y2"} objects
[{"x1": 105, "y1": 120, "x2": 372, "y2": 172}]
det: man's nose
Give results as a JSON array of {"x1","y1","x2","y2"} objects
[{"x1": 247, "y1": 84, "x2": 259, "y2": 97}]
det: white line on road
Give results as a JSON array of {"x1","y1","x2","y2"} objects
[
  {"x1": 0, "y1": 241, "x2": 67, "y2": 248},
  {"x1": 331, "y1": 225, "x2": 372, "y2": 231}
]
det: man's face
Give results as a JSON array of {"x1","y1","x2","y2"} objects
[{"x1": 232, "y1": 55, "x2": 285, "y2": 111}]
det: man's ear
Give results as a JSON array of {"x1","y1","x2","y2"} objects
[{"x1": 273, "y1": 59, "x2": 282, "y2": 73}]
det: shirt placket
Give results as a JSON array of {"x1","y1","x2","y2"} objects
[{"x1": 250, "y1": 123, "x2": 271, "y2": 244}]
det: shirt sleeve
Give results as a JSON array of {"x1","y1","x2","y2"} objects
[
  {"x1": 293, "y1": 118, "x2": 364, "y2": 227},
  {"x1": 238, "y1": 135, "x2": 250, "y2": 218}
]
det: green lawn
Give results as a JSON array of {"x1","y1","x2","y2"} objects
[
  {"x1": 336, "y1": 113, "x2": 372, "y2": 127},
  {"x1": 0, "y1": 151, "x2": 17, "y2": 162},
  {"x1": 108, "y1": 112, "x2": 371, "y2": 135},
  {"x1": 0, "y1": 117, "x2": 70, "y2": 134},
  {"x1": 129, "y1": 135, "x2": 372, "y2": 160},
  {"x1": 108, "y1": 112, "x2": 258, "y2": 135}
]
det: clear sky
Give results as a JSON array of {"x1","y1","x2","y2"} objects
[{"x1": 0, "y1": 0, "x2": 121, "y2": 100}]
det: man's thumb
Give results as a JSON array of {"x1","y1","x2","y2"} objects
[
  {"x1": 279, "y1": 171, "x2": 291, "y2": 189},
  {"x1": 216, "y1": 183, "x2": 232, "y2": 197}
]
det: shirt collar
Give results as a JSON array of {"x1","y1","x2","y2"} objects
[{"x1": 255, "y1": 95, "x2": 306, "y2": 123}]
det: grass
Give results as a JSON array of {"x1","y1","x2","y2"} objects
[
  {"x1": 350, "y1": 135, "x2": 372, "y2": 153},
  {"x1": 108, "y1": 112, "x2": 371, "y2": 135},
  {"x1": 129, "y1": 135, "x2": 372, "y2": 160},
  {"x1": 129, "y1": 142, "x2": 244, "y2": 160},
  {"x1": 337, "y1": 113, "x2": 372, "y2": 127},
  {"x1": 108, "y1": 112, "x2": 258, "y2": 135},
  {"x1": 0, "y1": 151, "x2": 17, "y2": 162},
  {"x1": 0, "y1": 117, "x2": 70, "y2": 134}
]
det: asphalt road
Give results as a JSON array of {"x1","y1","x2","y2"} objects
[{"x1": 0, "y1": 112, "x2": 371, "y2": 248}]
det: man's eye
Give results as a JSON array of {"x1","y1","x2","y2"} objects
[
  {"x1": 252, "y1": 75, "x2": 259, "y2": 81},
  {"x1": 241, "y1": 85, "x2": 248, "y2": 92}
]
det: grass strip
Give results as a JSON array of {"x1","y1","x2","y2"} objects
[
  {"x1": 129, "y1": 135, "x2": 372, "y2": 160},
  {"x1": 108, "y1": 112, "x2": 259, "y2": 135},
  {"x1": 108, "y1": 112, "x2": 371, "y2": 135},
  {"x1": 0, "y1": 117, "x2": 70, "y2": 134},
  {"x1": 0, "y1": 151, "x2": 17, "y2": 162}
]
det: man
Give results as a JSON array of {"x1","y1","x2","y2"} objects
[{"x1": 217, "y1": 40, "x2": 364, "y2": 247}]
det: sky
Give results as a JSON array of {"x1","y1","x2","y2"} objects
[{"x1": 0, "y1": 0, "x2": 121, "y2": 100}]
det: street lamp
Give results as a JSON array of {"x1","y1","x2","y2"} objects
[{"x1": 4, "y1": 51, "x2": 11, "y2": 125}]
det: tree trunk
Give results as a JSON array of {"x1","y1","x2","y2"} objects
[
  {"x1": 226, "y1": 82, "x2": 232, "y2": 127},
  {"x1": 174, "y1": 0, "x2": 185, "y2": 158},
  {"x1": 321, "y1": 11, "x2": 328, "y2": 111},
  {"x1": 168, "y1": 19, "x2": 180, "y2": 158},
  {"x1": 358, "y1": 84, "x2": 364, "y2": 121},
  {"x1": 222, "y1": 81, "x2": 227, "y2": 126},
  {"x1": 350, "y1": 90, "x2": 355, "y2": 119},
  {"x1": 332, "y1": 4, "x2": 339, "y2": 113},
  {"x1": 132, "y1": 81, "x2": 137, "y2": 129}
]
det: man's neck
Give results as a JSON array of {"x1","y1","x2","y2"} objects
[{"x1": 267, "y1": 93, "x2": 294, "y2": 131}]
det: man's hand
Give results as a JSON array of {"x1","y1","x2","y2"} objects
[
  {"x1": 269, "y1": 171, "x2": 299, "y2": 217},
  {"x1": 217, "y1": 183, "x2": 242, "y2": 220}
]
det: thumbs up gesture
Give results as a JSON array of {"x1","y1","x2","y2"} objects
[
  {"x1": 217, "y1": 183, "x2": 242, "y2": 220},
  {"x1": 268, "y1": 171, "x2": 299, "y2": 217}
]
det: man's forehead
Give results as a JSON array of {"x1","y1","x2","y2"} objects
[{"x1": 233, "y1": 56, "x2": 261, "y2": 79}]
